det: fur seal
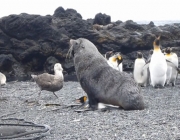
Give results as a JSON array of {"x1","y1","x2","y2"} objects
[
  {"x1": 67, "y1": 38, "x2": 145, "y2": 110},
  {"x1": 31, "y1": 63, "x2": 64, "y2": 98}
]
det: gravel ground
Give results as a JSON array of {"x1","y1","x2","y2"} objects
[{"x1": 0, "y1": 77, "x2": 180, "y2": 140}]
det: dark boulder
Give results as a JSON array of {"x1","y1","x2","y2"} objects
[
  {"x1": 93, "y1": 13, "x2": 111, "y2": 25},
  {"x1": 0, "y1": 54, "x2": 15, "y2": 72},
  {"x1": 44, "y1": 56, "x2": 59, "y2": 74}
]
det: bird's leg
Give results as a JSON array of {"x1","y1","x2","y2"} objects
[{"x1": 53, "y1": 92, "x2": 59, "y2": 98}]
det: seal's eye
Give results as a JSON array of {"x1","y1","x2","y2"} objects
[{"x1": 75, "y1": 42, "x2": 78, "y2": 45}]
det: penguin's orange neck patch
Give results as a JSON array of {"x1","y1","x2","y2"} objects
[
  {"x1": 111, "y1": 57, "x2": 117, "y2": 62},
  {"x1": 83, "y1": 96, "x2": 87, "y2": 102},
  {"x1": 154, "y1": 45, "x2": 161, "y2": 52},
  {"x1": 118, "y1": 55, "x2": 122, "y2": 60},
  {"x1": 165, "y1": 53, "x2": 171, "y2": 57}
]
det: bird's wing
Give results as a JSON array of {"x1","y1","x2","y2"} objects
[
  {"x1": 141, "y1": 60, "x2": 150, "y2": 76},
  {"x1": 166, "y1": 60, "x2": 180, "y2": 73},
  {"x1": 35, "y1": 73, "x2": 54, "y2": 88}
]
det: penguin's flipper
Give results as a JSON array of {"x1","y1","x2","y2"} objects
[
  {"x1": 166, "y1": 60, "x2": 180, "y2": 73},
  {"x1": 141, "y1": 61, "x2": 150, "y2": 76}
]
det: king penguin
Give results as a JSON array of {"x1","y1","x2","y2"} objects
[
  {"x1": 133, "y1": 52, "x2": 148, "y2": 87},
  {"x1": 0, "y1": 72, "x2": 6, "y2": 94},
  {"x1": 105, "y1": 51, "x2": 120, "y2": 71},
  {"x1": 149, "y1": 36, "x2": 167, "y2": 88},
  {"x1": 168, "y1": 48, "x2": 179, "y2": 86},
  {"x1": 115, "y1": 52, "x2": 123, "y2": 72},
  {"x1": 164, "y1": 47, "x2": 173, "y2": 85},
  {"x1": 146, "y1": 49, "x2": 153, "y2": 85}
]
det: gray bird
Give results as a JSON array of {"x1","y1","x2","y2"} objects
[{"x1": 31, "y1": 63, "x2": 64, "y2": 98}]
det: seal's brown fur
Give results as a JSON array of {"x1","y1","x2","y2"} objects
[{"x1": 68, "y1": 38, "x2": 145, "y2": 110}]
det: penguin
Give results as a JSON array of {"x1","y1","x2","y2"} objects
[
  {"x1": 115, "y1": 52, "x2": 123, "y2": 72},
  {"x1": 105, "y1": 51, "x2": 123, "y2": 72},
  {"x1": 75, "y1": 96, "x2": 87, "y2": 104},
  {"x1": 0, "y1": 72, "x2": 6, "y2": 94},
  {"x1": 104, "y1": 51, "x2": 114, "y2": 60},
  {"x1": 142, "y1": 36, "x2": 180, "y2": 88},
  {"x1": 167, "y1": 48, "x2": 179, "y2": 86},
  {"x1": 0, "y1": 72, "x2": 6, "y2": 86},
  {"x1": 164, "y1": 47, "x2": 173, "y2": 85},
  {"x1": 105, "y1": 51, "x2": 119, "y2": 71},
  {"x1": 146, "y1": 49, "x2": 153, "y2": 85},
  {"x1": 133, "y1": 52, "x2": 148, "y2": 87},
  {"x1": 149, "y1": 36, "x2": 168, "y2": 87},
  {"x1": 147, "y1": 49, "x2": 153, "y2": 62}
]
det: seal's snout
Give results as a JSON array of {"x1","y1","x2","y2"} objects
[
  {"x1": 66, "y1": 39, "x2": 76, "y2": 59},
  {"x1": 70, "y1": 39, "x2": 77, "y2": 46}
]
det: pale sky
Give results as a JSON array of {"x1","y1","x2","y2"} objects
[{"x1": 1, "y1": 0, "x2": 180, "y2": 22}]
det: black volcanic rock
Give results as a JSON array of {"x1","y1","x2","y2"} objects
[
  {"x1": 0, "y1": 6, "x2": 180, "y2": 81},
  {"x1": 93, "y1": 13, "x2": 111, "y2": 25},
  {"x1": 44, "y1": 56, "x2": 59, "y2": 74},
  {"x1": 0, "y1": 54, "x2": 15, "y2": 72}
]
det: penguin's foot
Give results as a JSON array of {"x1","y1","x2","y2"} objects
[{"x1": 154, "y1": 85, "x2": 164, "y2": 89}]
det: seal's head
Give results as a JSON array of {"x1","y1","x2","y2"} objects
[
  {"x1": 67, "y1": 38, "x2": 99, "y2": 60},
  {"x1": 66, "y1": 39, "x2": 79, "y2": 59},
  {"x1": 66, "y1": 39, "x2": 86, "y2": 59}
]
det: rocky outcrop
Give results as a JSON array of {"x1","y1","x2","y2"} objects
[{"x1": 0, "y1": 6, "x2": 180, "y2": 81}]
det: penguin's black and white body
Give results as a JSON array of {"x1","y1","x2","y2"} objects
[
  {"x1": 142, "y1": 37, "x2": 180, "y2": 88},
  {"x1": 166, "y1": 48, "x2": 179, "y2": 86},
  {"x1": 133, "y1": 52, "x2": 148, "y2": 87},
  {"x1": 164, "y1": 47, "x2": 173, "y2": 85},
  {"x1": 0, "y1": 72, "x2": 6, "y2": 94},
  {"x1": 149, "y1": 36, "x2": 168, "y2": 87},
  {"x1": 116, "y1": 52, "x2": 123, "y2": 72},
  {"x1": 0, "y1": 72, "x2": 6, "y2": 86},
  {"x1": 146, "y1": 50, "x2": 153, "y2": 85},
  {"x1": 105, "y1": 51, "x2": 123, "y2": 72}
]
